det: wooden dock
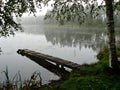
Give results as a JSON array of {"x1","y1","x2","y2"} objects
[
  {"x1": 17, "y1": 49, "x2": 81, "y2": 70},
  {"x1": 23, "y1": 53, "x2": 70, "y2": 78}
]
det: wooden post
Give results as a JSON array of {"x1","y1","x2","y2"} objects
[
  {"x1": 56, "y1": 64, "x2": 60, "y2": 67},
  {"x1": 61, "y1": 65, "x2": 65, "y2": 70}
]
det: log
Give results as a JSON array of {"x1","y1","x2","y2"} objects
[
  {"x1": 25, "y1": 54, "x2": 69, "y2": 79},
  {"x1": 17, "y1": 49, "x2": 81, "y2": 69}
]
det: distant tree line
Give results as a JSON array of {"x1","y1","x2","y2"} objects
[{"x1": 44, "y1": 9, "x2": 120, "y2": 28}]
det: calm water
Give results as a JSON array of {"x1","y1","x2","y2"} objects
[{"x1": 0, "y1": 18, "x2": 120, "y2": 84}]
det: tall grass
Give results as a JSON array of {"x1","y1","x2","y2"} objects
[{"x1": 0, "y1": 67, "x2": 42, "y2": 90}]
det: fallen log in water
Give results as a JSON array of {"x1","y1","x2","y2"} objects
[
  {"x1": 17, "y1": 49, "x2": 81, "y2": 70},
  {"x1": 25, "y1": 54, "x2": 69, "y2": 79}
]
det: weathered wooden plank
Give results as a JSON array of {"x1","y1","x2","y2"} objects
[
  {"x1": 25, "y1": 54, "x2": 69, "y2": 79},
  {"x1": 17, "y1": 49, "x2": 81, "y2": 69}
]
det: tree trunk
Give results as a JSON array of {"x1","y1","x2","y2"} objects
[{"x1": 105, "y1": 0, "x2": 119, "y2": 69}]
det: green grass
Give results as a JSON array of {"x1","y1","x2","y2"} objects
[{"x1": 45, "y1": 44, "x2": 120, "y2": 90}]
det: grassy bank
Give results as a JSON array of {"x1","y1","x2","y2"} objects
[{"x1": 44, "y1": 45, "x2": 120, "y2": 90}]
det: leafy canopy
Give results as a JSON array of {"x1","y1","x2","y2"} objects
[
  {"x1": 0, "y1": 0, "x2": 41, "y2": 36},
  {"x1": 0, "y1": 0, "x2": 120, "y2": 36},
  {"x1": 44, "y1": 0, "x2": 104, "y2": 25}
]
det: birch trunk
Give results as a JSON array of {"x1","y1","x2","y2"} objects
[{"x1": 105, "y1": 0, "x2": 119, "y2": 69}]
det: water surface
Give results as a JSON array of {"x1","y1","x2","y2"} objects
[{"x1": 0, "y1": 20, "x2": 119, "y2": 84}]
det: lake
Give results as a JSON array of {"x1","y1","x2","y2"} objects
[{"x1": 0, "y1": 17, "x2": 120, "y2": 84}]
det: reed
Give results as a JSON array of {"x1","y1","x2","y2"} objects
[{"x1": 0, "y1": 67, "x2": 42, "y2": 90}]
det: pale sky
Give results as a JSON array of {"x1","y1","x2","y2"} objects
[
  {"x1": 23, "y1": 0, "x2": 104, "y2": 17},
  {"x1": 23, "y1": 0, "x2": 54, "y2": 16},
  {"x1": 39, "y1": 0, "x2": 103, "y2": 15}
]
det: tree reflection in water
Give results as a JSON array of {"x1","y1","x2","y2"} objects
[
  {"x1": 44, "y1": 26, "x2": 109, "y2": 52},
  {"x1": 0, "y1": 48, "x2": 2, "y2": 55}
]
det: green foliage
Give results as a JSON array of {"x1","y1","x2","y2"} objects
[
  {"x1": 56, "y1": 76, "x2": 120, "y2": 90},
  {"x1": 97, "y1": 46, "x2": 109, "y2": 60},
  {"x1": 44, "y1": 0, "x2": 105, "y2": 25},
  {"x1": 0, "y1": 67, "x2": 42, "y2": 90},
  {"x1": 23, "y1": 71, "x2": 42, "y2": 90},
  {"x1": 97, "y1": 44, "x2": 120, "y2": 60},
  {"x1": 47, "y1": 60, "x2": 120, "y2": 90},
  {"x1": 1, "y1": 66, "x2": 12, "y2": 90},
  {"x1": 117, "y1": 44, "x2": 120, "y2": 57},
  {"x1": 114, "y1": 1, "x2": 120, "y2": 12},
  {"x1": 0, "y1": 0, "x2": 42, "y2": 37},
  {"x1": 0, "y1": 0, "x2": 22, "y2": 36}
]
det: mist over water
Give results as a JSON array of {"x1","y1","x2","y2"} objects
[{"x1": 0, "y1": 16, "x2": 120, "y2": 84}]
